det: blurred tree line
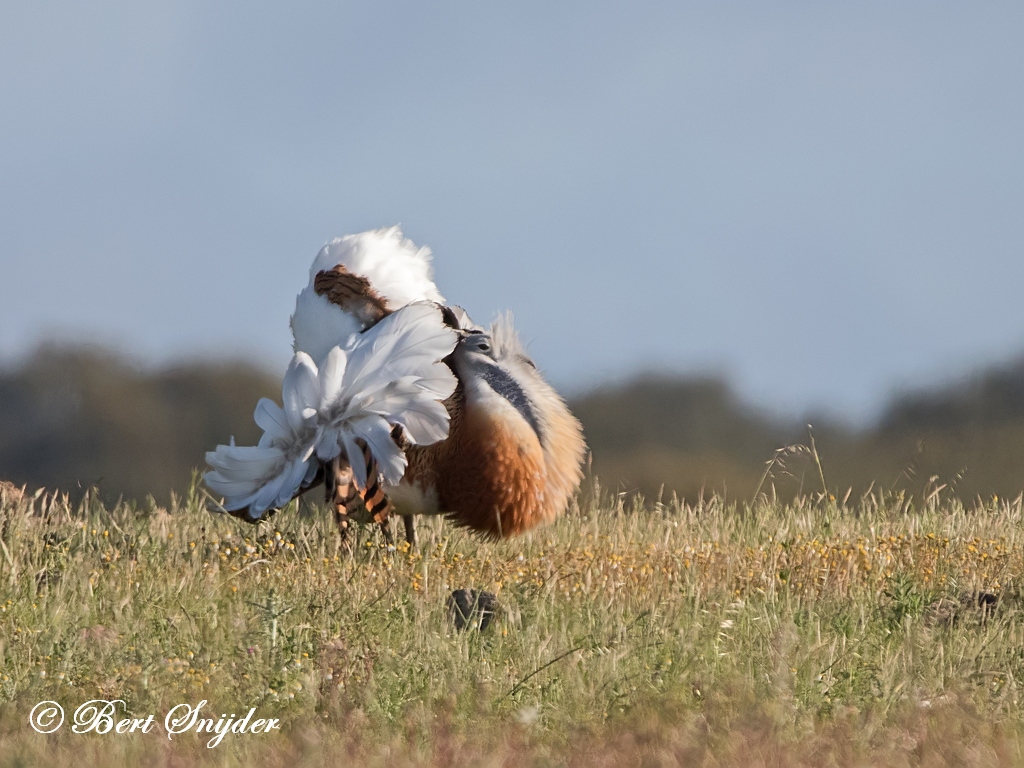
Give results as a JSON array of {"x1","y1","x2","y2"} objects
[
  {"x1": 579, "y1": 362, "x2": 1024, "y2": 504},
  {"x1": 3, "y1": 343, "x2": 1024, "y2": 507},
  {"x1": 0, "y1": 345, "x2": 277, "y2": 505}
]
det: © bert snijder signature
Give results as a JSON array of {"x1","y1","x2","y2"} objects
[{"x1": 29, "y1": 699, "x2": 282, "y2": 748}]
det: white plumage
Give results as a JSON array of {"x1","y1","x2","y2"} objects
[
  {"x1": 205, "y1": 300, "x2": 457, "y2": 520},
  {"x1": 307, "y1": 227, "x2": 444, "y2": 305},
  {"x1": 312, "y1": 303, "x2": 457, "y2": 487},
  {"x1": 204, "y1": 355, "x2": 320, "y2": 519},
  {"x1": 290, "y1": 227, "x2": 446, "y2": 363}
]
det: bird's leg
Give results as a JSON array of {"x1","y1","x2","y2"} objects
[
  {"x1": 364, "y1": 477, "x2": 394, "y2": 546},
  {"x1": 402, "y1": 515, "x2": 417, "y2": 547},
  {"x1": 377, "y1": 517, "x2": 394, "y2": 546},
  {"x1": 326, "y1": 457, "x2": 357, "y2": 544}
]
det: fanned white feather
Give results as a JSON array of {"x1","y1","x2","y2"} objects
[
  {"x1": 314, "y1": 303, "x2": 458, "y2": 485},
  {"x1": 204, "y1": 355, "x2": 320, "y2": 520},
  {"x1": 206, "y1": 303, "x2": 458, "y2": 516},
  {"x1": 343, "y1": 303, "x2": 459, "y2": 392}
]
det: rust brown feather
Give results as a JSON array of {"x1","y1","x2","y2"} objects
[
  {"x1": 313, "y1": 265, "x2": 391, "y2": 325},
  {"x1": 405, "y1": 385, "x2": 554, "y2": 540}
]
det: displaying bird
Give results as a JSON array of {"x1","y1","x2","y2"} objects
[{"x1": 205, "y1": 227, "x2": 586, "y2": 545}]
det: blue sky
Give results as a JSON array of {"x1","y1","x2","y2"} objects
[{"x1": 2, "y1": 2, "x2": 1022, "y2": 421}]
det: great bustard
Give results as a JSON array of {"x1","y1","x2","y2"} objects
[{"x1": 205, "y1": 227, "x2": 585, "y2": 544}]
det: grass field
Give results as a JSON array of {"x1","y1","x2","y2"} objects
[{"x1": 3, "y1": 477, "x2": 1024, "y2": 766}]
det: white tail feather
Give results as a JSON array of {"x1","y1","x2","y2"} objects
[{"x1": 206, "y1": 303, "x2": 457, "y2": 518}]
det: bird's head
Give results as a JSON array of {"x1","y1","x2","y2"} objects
[
  {"x1": 449, "y1": 314, "x2": 585, "y2": 502},
  {"x1": 449, "y1": 328, "x2": 543, "y2": 437},
  {"x1": 453, "y1": 329, "x2": 495, "y2": 362}
]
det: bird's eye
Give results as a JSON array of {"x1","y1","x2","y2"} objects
[{"x1": 478, "y1": 343, "x2": 491, "y2": 352}]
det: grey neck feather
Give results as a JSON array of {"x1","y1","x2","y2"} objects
[{"x1": 476, "y1": 361, "x2": 544, "y2": 443}]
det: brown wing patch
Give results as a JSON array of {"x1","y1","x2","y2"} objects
[{"x1": 314, "y1": 265, "x2": 390, "y2": 327}]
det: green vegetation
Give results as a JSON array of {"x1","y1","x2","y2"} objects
[
  {"x1": 9, "y1": 344, "x2": 1024, "y2": 509},
  {"x1": 3, "y1": 479, "x2": 1024, "y2": 765}
]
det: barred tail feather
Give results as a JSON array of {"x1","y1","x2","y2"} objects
[
  {"x1": 327, "y1": 444, "x2": 394, "y2": 542},
  {"x1": 358, "y1": 442, "x2": 393, "y2": 524}
]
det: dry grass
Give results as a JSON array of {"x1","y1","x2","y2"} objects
[{"x1": 2, "y1": 478, "x2": 1024, "y2": 765}]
